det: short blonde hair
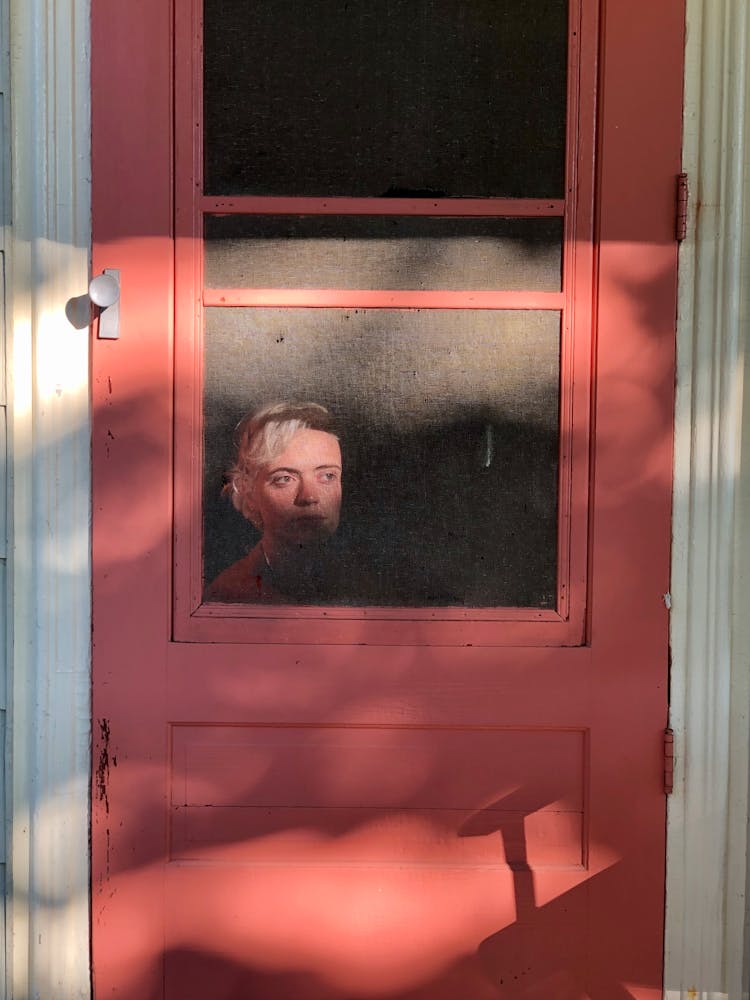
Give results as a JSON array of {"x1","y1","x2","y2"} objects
[{"x1": 224, "y1": 401, "x2": 338, "y2": 526}]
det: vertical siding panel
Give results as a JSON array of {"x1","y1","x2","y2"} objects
[
  {"x1": 0, "y1": 0, "x2": 7, "y2": 994},
  {"x1": 0, "y1": 406, "x2": 6, "y2": 559},
  {"x1": 0, "y1": 711, "x2": 5, "y2": 851},
  {"x1": 7, "y1": 0, "x2": 90, "y2": 996},
  {"x1": 667, "y1": 2, "x2": 750, "y2": 999},
  {"x1": 0, "y1": 256, "x2": 6, "y2": 403},
  {"x1": 0, "y1": 567, "x2": 5, "y2": 713},
  {"x1": 0, "y1": 864, "x2": 7, "y2": 997}
]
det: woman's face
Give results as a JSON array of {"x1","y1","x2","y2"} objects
[{"x1": 250, "y1": 428, "x2": 342, "y2": 551}]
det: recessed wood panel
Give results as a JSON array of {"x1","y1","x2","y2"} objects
[{"x1": 170, "y1": 725, "x2": 585, "y2": 869}]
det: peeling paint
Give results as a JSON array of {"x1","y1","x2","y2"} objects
[{"x1": 96, "y1": 717, "x2": 111, "y2": 815}]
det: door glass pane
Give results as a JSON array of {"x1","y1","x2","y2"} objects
[
  {"x1": 203, "y1": 0, "x2": 569, "y2": 197},
  {"x1": 204, "y1": 216, "x2": 564, "y2": 291},
  {"x1": 203, "y1": 308, "x2": 560, "y2": 608}
]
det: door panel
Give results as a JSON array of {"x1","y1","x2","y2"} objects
[{"x1": 92, "y1": 1, "x2": 684, "y2": 997}]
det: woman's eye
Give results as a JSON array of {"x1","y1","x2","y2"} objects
[
  {"x1": 270, "y1": 475, "x2": 292, "y2": 486},
  {"x1": 320, "y1": 472, "x2": 339, "y2": 483}
]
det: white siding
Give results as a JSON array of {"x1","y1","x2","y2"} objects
[
  {"x1": 0, "y1": 0, "x2": 8, "y2": 992},
  {"x1": 6, "y1": 0, "x2": 91, "y2": 996},
  {"x1": 666, "y1": 2, "x2": 750, "y2": 998}
]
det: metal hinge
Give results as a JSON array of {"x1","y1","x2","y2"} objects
[
  {"x1": 664, "y1": 728, "x2": 675, "y2": 795},
  {"x1": 675, "y1": 173, "x2": 689, "y2": 241}
]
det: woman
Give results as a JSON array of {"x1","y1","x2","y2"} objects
[{"x1": 206, "y1": 402, "x2": 343, "y2": 603}]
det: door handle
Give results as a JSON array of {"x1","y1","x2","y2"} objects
[{"x1": 89, "y1": 269, "x2": 121, "y2": 340}]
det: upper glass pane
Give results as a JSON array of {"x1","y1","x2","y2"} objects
[{"x1": 203, "y1": 0, "x2": 569, "y2": 198}]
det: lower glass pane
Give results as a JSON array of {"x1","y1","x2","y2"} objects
[{"x1": 203, "y1": 308, "x2": 560, "y2": 608}]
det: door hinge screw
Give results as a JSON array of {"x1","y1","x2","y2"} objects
[{"x1": 664, "y1": 728, "x2": 675, "y2": 795}]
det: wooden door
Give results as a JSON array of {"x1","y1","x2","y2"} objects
[{"x1": 92, "y1": 1, "x2": 684, "y2": 997}]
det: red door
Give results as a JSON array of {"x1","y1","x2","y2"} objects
[{"x1": 92, "y1": 2, "x2": 684, "y2": 997}]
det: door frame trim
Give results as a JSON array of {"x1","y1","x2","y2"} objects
[
  {"x1": 665, "y1": 2, "x2": 750, "y2": 997},
  {"x1": 5, "y1": 0, "x2": 750, "y2": 996},
  {"x1": 6, "y1": 0, "x2": 91, "y2": 996}
]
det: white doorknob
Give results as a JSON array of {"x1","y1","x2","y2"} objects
[{"x1": 89, "y1": 269, "x2": 121, "y2": 339}]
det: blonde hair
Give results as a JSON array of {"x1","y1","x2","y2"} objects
[{"x1": 225, "y1": 402, "x2": 338, "y2": 526}]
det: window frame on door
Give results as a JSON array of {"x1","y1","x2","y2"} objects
[{"x1": 172, "y1": 0, "x2": 597, "y2": 646}]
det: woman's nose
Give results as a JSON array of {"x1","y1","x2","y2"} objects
[{"x1": 294, "y1": 477, "x2": 320, "y2": 505}]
